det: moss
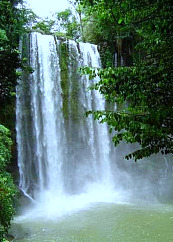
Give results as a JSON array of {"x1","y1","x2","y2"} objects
[
  {"x1": 69, "y1": 45, "x2": 81, "y2": 122},
  {"x1": 59, "y1": 40, "x2": 83, "y2": 123},
  {"x1": 59, "y1": 41, "x2": 70, "y2": 120}
]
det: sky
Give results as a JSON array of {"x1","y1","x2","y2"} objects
[{"x1": 26, "y1": 0, "x2": 71, "y2": 17}]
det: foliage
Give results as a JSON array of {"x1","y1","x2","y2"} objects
[
  {"x1": 21, "y1": 8, "x2": 39, "y2": 30},
  {"x1": 0, "y1": 1, "x2": 25, "y2": 238},
  {"x1": 30, "y1": 8, "x2": 80, "y2": 39},
  {"x1": 0, "y1": 0, "x2": 26, "y2": 106},
  {"x1": 55, "y1": 8, "x2": 80, "y2": 39},
  {"x1": 32, "y1": 18, "x2": 55, "y2": 34},
  {"x1": 82, "y1": 15, "x2": 102, "y2": 44},
  {"x1": 75, "y1": 0, "x2": 126, "y2": 42},
  {"x1": 0, "y1": 125, "x2": 16, "y2": 240},
  {"x1": 74, "y1": 1, "x2": 131, "y2": 67},
  {"x1": 78, "y1": 0, "x2": 173, "y2": 160}
]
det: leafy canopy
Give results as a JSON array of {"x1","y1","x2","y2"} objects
[
  {"x1": 78, "y1": 0, "x2": 173, "y2": 160},
  {"x1": 30, "y1": 8, "x2": 80, "y2": 40},
  {"x1": 0, "y1": 0, "x2": 24, "y2": 238},
  {"x1": 0, "y1": 0, "x2": 27, "y2": 105}
]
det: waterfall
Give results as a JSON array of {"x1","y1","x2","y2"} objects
[
  {"x1": 16, "y1": 33, "x2": 173, "y2": 219},
  {"x1": 16, "y1": 32, "x2": 118, "y2": 216}
]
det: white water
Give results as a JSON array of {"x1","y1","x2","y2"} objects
[
  {"x1": 16, "y1": 32, "x2": 125, "y2": 219},
  {"x1": 16, "y1": 33, "x2": 173, "y2": 222}
]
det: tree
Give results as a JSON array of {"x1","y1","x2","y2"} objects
[
  {"x1": 32, "y1": 18, "x2": 55, "y2": 34},
  {"x1": 78, "y1": 0, "x2": 173, "y2": 160},
  {"x1": 30, "y1": 8, "x2": 81, "y2": 39},
  {"x1": 55, "y1": 8, "x2": 80, "y2": 39},
  {"x1": 0, "y1": 1, "x2": 26, "y2": 238},
  {"x1": 0, "y1": 125, "x2": 16, "y2": 240},
  {"x1": 0, "y1": 0, "x2": 26, "y2": 106}
]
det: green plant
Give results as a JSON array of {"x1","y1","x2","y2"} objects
[
  {"x1": 0, "y1": 125, "x2": 16, "y2": 240},
  {"x1": 55, "y1": 8, "x2": 80, "y2": 39},
  {"x1": 0, "y1": 0, "x2": 26, "y2": 106},
  {"x1": 78, "y1": 0, "x2": 173, "y2": 160}
]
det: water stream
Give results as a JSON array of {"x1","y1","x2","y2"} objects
[{"x1": 14, "y1": 32, "x2": 173, "y2": 241}]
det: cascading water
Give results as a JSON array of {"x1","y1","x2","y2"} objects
[
  {"x1": 16, "y1": 32, "x2": 121, "y2": 218},
  {"x1": 17, "y1": 33, "x2": 65, "y2": 200},
  {"x1": 16, "y1": 32, "x2": 173, "y2": 220},
  {"x1": 12, "y1": 31, "x2": 173, "y2": 242}
]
